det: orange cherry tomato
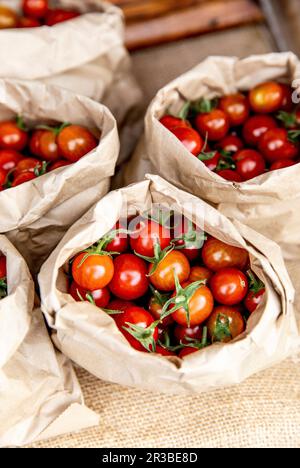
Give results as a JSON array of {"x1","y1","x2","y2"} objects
[{"x1": 72, "y1": 252, "x2": 114, "y2": 291}]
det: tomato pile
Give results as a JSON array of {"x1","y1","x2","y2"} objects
[
  {"x1": 0, "y1": 1, "x2": 80, "y2": 29},
  {"x1": 0, "y1": 118, "x2": 98, "y2": 190},
  {"x1": 0, "y1": 254, "x2": 7, "y2": 299},
  {"x1": 160, "y1": 82, "x2": 300, "y2": 182},
  {"x1": 68, "y1": 211, "x2": 266, "y2": 358}
]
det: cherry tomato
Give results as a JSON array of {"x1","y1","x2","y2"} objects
[
  {"x1": 149, "y1": 251, "x2": 190, "y2": 292},
  {"x1": 57, "y1": 125, "x2": 98, "y2": 162},
  {"x1": 104, "y1": 221, "x2": 129, "y2": 254},
  {"x1": 49, "y1": 160, "x2": 71, "y2": 171},
  {"x1": 171, "y1": 283, "x2": 214, "y2": 327},
  {"x1": 0, "y1": 255, "x2": 6, "y2": 278},
  {"x1": 210, "y1": 268, "x2": 248, "y2": 306},
  {"x1": 280, "y1": 84, "x2": 294, "y2": 112},
  {"x1": 107, "y1": 299, "x2": 134, "y2": 312},
  {"x1": 202, "y1": 237, "x2": 249, "y2": 272},
  {"x1": 0, "y1": 5, "x2": 18, "y2": 29},
  {"x1": 29, "y1": 129, "x2": 43, "y2": 157},
  {"x1": 115, "y1": 306, "x2": 158, "y2": 352},
  {"x1": 242, "y1": 115, "x2": 277, "y2": 147},
  {"x1": 0, "y1": 121, "x2": 28, "y2": 151},
  {"x1": 160, "y1": 115, "x2": 190, "y2": 130},
  {"x1": 149, "y1": 292, "x2": 173, "y2": 327},
  {"x1": 174, "y1": 324, "x2": 203, "y2": 344},
  {"x1": 38, "y1": 130, "x2": 59, "y2": 161},
  {"x1": 259, "y1": 128, "x2": 298, "y2": 163},
  {"x1": 155, "y1": 346, "x2": 176, "y2": 357},
  {"x1": 0, "y1": 168, "x2": 7, "y2": 190},
  {"x1": 0, "y1": 150, "x2": 22, "y2": 172},
  {"x1": 179, "y1": 347, "x2": 198, "y2": 358},
  {"x1": 170, "y1": 126, "x2": 204, "y2": 156},
  {"x1": 234, "y1": 149, "x2": 266, "y2": 181},
  {"x1": 45, "y1": 9, "x2": 80, "y2": 26},
  {"x1": 216, "y1": 169, "x2": 243, "y2": 182},
  {"x1": 217, "y1": 135, "x2": 244, "y2": 153},
  {"x1": 12, "y1": 171, "x2": 36, "y2": 187},
  {"x1": 18, "y1": 16, "x2": 41, "y2": 28},
  {"x1": 14, "y1": 158, "x2": 43, "y2": 177},
  {"x1": 207, "y1": 306, "x2": 245, "y2": 342},
  {"x1": 244, "y1": 288, "x2": 265, "y2": 314},
  {"x1": 173, "y1": 220, "x2": 204, "y2": 261},
  {"x1": 130, "y1": 219, "x2": 171, "y2": 257},
  {"x1": 270, "y1": 159, "x2": 297, "y2": 171},
  {"x1": 109, "y1": 254, "x2": 149, "y2": 300},
  {"x1": 195, "y1": 109, "x2": 230, "y2": 141},
  {"x1": 249, "y1": 81, "x2": 284, "y2": 114},
  {"x1": 199, "y1": 150, "x2": 221, "y2": 171},
  {"x1": 72, "y1": 252, "x2": 114, "y2": 291},
  {"x1": 23, "y1": 0, "x2": 48, "y2": 19},
  {"x1": 69, "y1": 281, "x2": 110, "y2": 309},
  {"x1": 189, "y1": 266, "x2": 213, "y2": 283},
  {"x1": 219, "y1": 93, "x2": 250, "y2": 127}
]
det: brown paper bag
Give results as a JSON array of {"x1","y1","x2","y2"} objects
[
  {"x1": 125, "y1": 53, "x2": 300, "y2": 260},
  {"x1": 0, "y1": 78, "x2": 119, "y2": 274},
  {"x1": 0, "y1": 235, "x2": 99, "y2": 447},
  {"x1": 0, "y1": 0, "x2": 142, "y2": 163},
  {"x1": 38, "y1": 175, "x2": 299, "y2": 394}
]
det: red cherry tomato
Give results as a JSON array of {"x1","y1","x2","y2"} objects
[
  {"x1": 14, "y1": 158, "x2": 43, "y2": 177},
  {"x1": 57, "y1": 125, "x2": 98, "y2": 162},
  {"x1": 280, "y1": 84, "x2": 294, "y2": 112},
  {"x1": 72, "y1": 252, "x2": 114, "y2": 291},
  {"x1": 0, "y1": 5, "x2": 18, "y2": 29},
  {"x1": 115, "y1": 306, "x2": 158, "y2": 352},
  {"x1": 49, "y1": 160, "x2": 71, "y2": 171},
  {"x1": 0, "y1": 255, "x2": 6, "y2": 278},
  {"x1": 179, "y1": 347, "x2": 198, "y2": 358},
  {"x1": 219, "y1": 93, "x2": 250, "y2": 127},
  {"x1": 173, "y1": 220, "x2": 204, "y2": 261},
  {"x1": 249, "y1": 81, "x2": 284, "y2": 114},
  {"x1": 12, "y1": 171, "x2": 36, "y2": 187},
  {"x1": 104, "y1": 221, "x2": 129, "y2": 254},
  {"x1": 109, "y1": 254, "x2": 149, "y2": 300},
  {"x1": 130, "y1": 219, "x2": 171, "y2": 257},
  {"x1": 170, "y1": 126, "x2": 204, "y2": 156},
  {"x1": 189, "y1": 266, "x2": 213, "y2": 284},
  {"x1": 107, "y1": 299, "x2": 134, "y2": 313},
  {"x1": 171, "y1": 283, "x2": 214, "y2": 327},
  {"x1": 0, "y1": 150, "x2": 22, "y2": 172},
  {"x1": 45, "y1": 8, "x2": 80, "y2": 26},
  {"x1": 270, "y1": 159, "x2": 297, "y2": 171},
  {"x1": 38, "y1": 130, "x2": 59, "y2": 161},
  {"x1": 210, "y1": 268, "x2": 248, "y2": 306},
  {"x1": 244, "y1": 287, "x2": 265, "y2": 314},
  {"x1": 234, "y1": 149, "x2": 266, "y2": 181},
  {"x1": 18, "y1": 16, "x2": 41, "y2": 28},
  {"x1": 160, "y1": 115, "x2": 190, "y2": 131},
  {"x1": 207, "y1": 306, "x2": 245, "y2": 342},
  {"x1": 174, "y1": 324, "x2": 203, "y2": 344},
  {"x1": 149, "y1": 251, "x2": 190, "y2": 292},
  {"x1": 155, "y1": 346, "x2": 176, "y2": 357},
  {"x1": 199, "y1": 150, "x2": 221, "y2": 172},
  {"x1": 69, "y1": 281, "x2": 110, "y2": 309},
  {"x1": 196, "y1": 109, "x2": 230, "y2": 141},
  {"x1": 23, "y1": 0, "x2": 48, "y2": 19},
  {"x1": 0, "y1": 121, "x2": 28, "y2": 151},
  {"x1": 217, "y1": 135, "x2": 244, "y2": 153},
  {"x1": 243, "y1": 115, "x2": 277, "y2": 147},
  {"x1": 259, "y1": 128, "x2": 298, "y2": 163},
  {"x1": 202, "y1": 237, "x2": 249, "y2": 272},
  {"x1": 216, "y1": 169, "x2": 243, "y2": 182}
]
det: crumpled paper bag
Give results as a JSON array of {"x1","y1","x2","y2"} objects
[
  {"x1": 38, "y1": 175, "x2": 299, "y2": 394},
  {"x1": 0, "y1": 0, "x2": 142, "y2": 163},
  {"x1": 0, "y1": 234, "x2": 99, "y2": 447},
  {"x1": 0, "y1": 78, "x2": 119, "y2": 274}
]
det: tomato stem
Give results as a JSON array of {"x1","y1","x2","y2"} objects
[
  {"x1": 213, "y1": 314, "x2": 232, "y2": 342},
  {"x1": 247, "y1": 270, "x2": 265, "y2": 294},
  {"x1": 122, "y1": 321, "x2": 159, "y2": 352},
  {"x1": 0, "y1": 278, "x2": 7, "y2": 298},
  {"x1": 173, "y1": 220, "x2": 206, "y2": 251},
  {"x1": 277, "y1": 111, "x2": 297, "y2": 129},
  {"x1": 135, "y1": 239, "x2": 174, "y2": 276}
]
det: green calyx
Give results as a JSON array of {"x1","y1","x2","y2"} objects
[
  {"x1": 173, "y1": 219, "x2": 206, "y2": 251},
  {"x1": 100, "y1": 227, "x2": 130, "y2": 251},
  {"x1": 0, "y1": 277, "x2": 7, "y2": 299},
  {"x1": 192, "y1": 97, "x2": 219, "y2": 115},
  {"x1": 37, "y1": 122, "x2": 71, "y2": 136},
  {"x1": 277, "y1": 111, "x2": 297, "y2": 129},
  {"x1": 143, "y1": 208, "x2": 173, "y2": 228},
  {"x1": 76, "y1": 238, "x2": 118, "y2": 269},
  {"x1": 184, "y1": 327, "x2": 209, "y2": 350},
  {"x1": 288, "y1": 130, "x2": 300, "y2": 144},
  {"x1": 213, "y1": 314, "x2": 232, "y2": 342},
  {"x1": 75, "y1": 288, "x2": 123, "y2": 315},
  {"x1": 16, "y1": 115, "x2": 28, "y2": 132},
  {"x1": 123, "y1": 320, "x2": 159, "y2": 353},
  {"x1": 135, "y1": 239, "x2": 174, "y2": 276},
  {"x1": 247, "y1": 270, "x2": 265, "y2": 295},
  {"x1": 160, "y1": 273, "x2": 206, "y2": 327},
  {"x1": 150, "y1": 285, "x2": 170, "y2": 307},
  {"x1": 197, "y1": 132, "x2": 218, "y2": 162},
  {"x1": 34, "y1": 161, "x2": 48, "y2": 177},
  {"x1": 178, "y1": 101, "x2": 191, "y2": 121},
  {"x1": 216, "y1": 150, "x2": 236, "y2": 172}
]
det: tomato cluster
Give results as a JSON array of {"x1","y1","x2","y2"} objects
[
  {"x1": 0, "y1": 1, "x2": 80, "y2": 29},
  {"x1": 68, "y1": 211, "x2": 265, "y2": 358},
  {"x1": 161, "y1": 82, "x2": 300, "y2": 182},
  {"x1": 0, "y1": 255, "x2": 7, "y2": 299},
  {"x1": 0, "y1": 118, "x2": 98, "y2": 190}
]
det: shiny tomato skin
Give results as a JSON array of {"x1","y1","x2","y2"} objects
[
  {"x1": 270, "y1": 159, "x2": 297, "y2": 171},
  {"x1": 18, "y1": 16, "x2": 41, "y2": 28},
  {"x1": 0, "y1": 150, "x2": 22, "y2": 172},
  {"x1": 0, "y1": 121, "x2": 28, "y2": 151},
  {"x1": 49, "y1": 160, "x2": 71, "y2": 171},
  {"x1": 109, "y1": 254, "x2": 148, "y2": 300},
  {"x1": 115, "y1": 306, "x2": 158, "y2": 352},
  {"x1": 57, "y1": 125, "x2": 98, "y2": 162},
  {"x1": 249, "y1": 81, "x2": 284, "y2": 113},
  {"x1": 160, "y1": 115, "x2": 190, "y2": 130},
  {"x1": 217, "y1": 135, "x2": 244, "y2": 153},
  {"x1": 244, "y1": 288, "x2": 265, "y2": 314},
  {"x1": 202, "y1": 237, "x2": 249, "y2": 272},
  {"x1": 171, "y1": 126, "x2": 204, "y2": 156},
  {"x1": 12, "y1": 171, "x2": 36, "y2": 187},
  {"x1": 179, "y1": 347, "x2": 198, "y2": 358},
  {"x1": 130, "y1": 219, "x2": 171, "y2": 257},
  {"x1": 108, "y1": 299, "x2": 134, "y2": 313},
  {"x1": 29, "y1": 129, "x2": 44, "y2": 157},
  {"x1": 149, "y1": 296, "x2": 173, "y2": 327},
  {"x1": 72, "y1": 252, "x2": 114, "y2": 291},
  {"x1": 69, "y1": 281, "x2": 110, "y2": 308},
  {"x1": 195, "y1": 109, "x2": 230, "y2": 141},
  {"x1": 219, "y1": 93, "x2": 250, "y2": 127},
  {"x1": 242, "y1": 115, "x2": 277, "y2": 147},
  {"x1": 234, "y1": 149, "x2": 266, "y2": 181},
  {"x1": 174, "y1": 324, "x2": 203, "y2": 344},
  {"x1": 189, "y1": 266, "x2": 213, "y2": 284},
  {"x1": 155, "y1": 346, "x2": 176, "y2": 357},
  {"x1": 45, "y1": 8, "x2": 80, "y2": 26},
  {"x1": 0, "y1": 5, "x2": 18, "y2": 29},
  {"x1": 207, "y1": 306, "x2": 245, "y2": 342},
  {"x1": 38, "y1": 130, "x2": 59, "y2": 161},
  {"x1": 172, "y1": 283, "x2": 214, "y2": 327},
  {"x1": 0, "y1": 255, "x2": 6, "y2": 278},
  {"x1": 149, "y1": 251, "x2": 190, "y2": 292},
  {"x1": 105, "y1": 221, "x2": 129, "y2": 254},
  {"x1": 210, "y1": 268, "x2": 248, "y2": 306},
  {"x1": 14, "y1": 158, "x2": 42, "y2": 177},
  {"x1": 259, "y1": 128, "x2": 298, "y2": 163},
  {"x1": 216, "y1": 169, "x2": 243, "y2": 182},
  {"x1": 280, "y1": 84, "x2": 294, "y2": 112},
  {"x1": 23, "y1": 0, "x2": 48, "y2": 19},
  {"x1": 200, "y1": 151, "x2": 221, "y2": 172}
]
